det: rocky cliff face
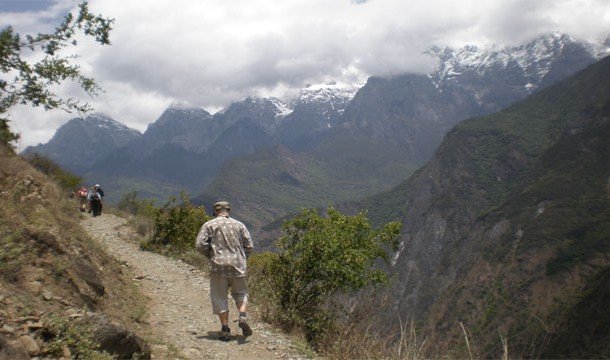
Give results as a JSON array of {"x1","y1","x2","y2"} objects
[
  {"x1": 278, "y1": 82, "x2": 358, "y2": 150},
  {"x1": 356, "y1": 56, "x2": 610, "y2": 357}
]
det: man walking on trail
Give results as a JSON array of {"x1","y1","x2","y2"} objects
[{"x1": 195, "y1": 201, "x2": 254, "y2": 341}]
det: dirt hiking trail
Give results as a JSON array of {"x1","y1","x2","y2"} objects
[{"x1": 81, "y1": 213, "x2": 308, "y2": 360}]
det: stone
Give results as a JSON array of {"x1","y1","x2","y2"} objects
[
  {"x1": 81, "y1": 314, "x2": 151, "y2": 359},
  {"x1": 41, "y1": 291, "x2": 52, "y2": 301},
  {"x1": 0, "y1": 335, "x2": 30, "y2": 360},
  {"x1": 64, "y1": 309, "x2": 79, "y2": 317},
  {"x1": 25, "y1": 282, "x2": 42, "y2": 295},
  {"x1": 18, "y1": 335, "x2": 40, "y2": 356},
  {"x1": 0, "y1": 325, "x2": 15, "y2": 334},
  {"x1": 72, "y1": 259, "x2": 106, "y2": 297},
  {"x1": 25, "y1": 322, "x2": 44, "y2": 331}
]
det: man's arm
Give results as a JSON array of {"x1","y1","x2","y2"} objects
[
  {"x1": 241, "y1": 225, "x2": 253, "y2": 257},
  {"x1": 195, "y1": 224, "x2": 212, "y2": 258}
]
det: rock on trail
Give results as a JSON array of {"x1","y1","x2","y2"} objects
[{"x1": 81, "y1": 213, "x2": 306, "y2": 360}]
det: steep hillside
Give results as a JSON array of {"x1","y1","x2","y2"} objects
[
  {"x1": 0, "y1": 144, "x2": 150, "y2": 358},
  {"x1": 354, "y1": 56, "x2": 610, "y2": 357}
]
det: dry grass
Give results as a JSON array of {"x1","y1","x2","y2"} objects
[{"x1": 0, "y1": 144, "x2": 150, "y2": 356}]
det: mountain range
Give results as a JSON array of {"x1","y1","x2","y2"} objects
[
  {"x1": 25, "y1": 33, "x2": 608, "y2": 225},
  {"x1": 201, "y1": 32, "x2": 608, "y2": 231}
]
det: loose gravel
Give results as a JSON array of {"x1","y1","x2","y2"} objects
[{"x1": 81, "y1": 213, "x2": 308, "y2": 360}]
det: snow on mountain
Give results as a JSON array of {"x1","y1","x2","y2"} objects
[
  {"x1": 268, "y1": 97, "x2": 294, "y2": 118},
  {"x1": 427, "y1": 32, "x2": 600, "y2": 90},
  {"x1": 166, "y1": 102, "x2": 211, "y2": 117},
  {"x1": 243, "y1": 82, "x2": 362, "y2": 122},
  {"x1": 22, "y1": 113, "x2": 142, "y2": 174},
  {"x1": 85, "y1": 113, "x2": 141, "y2": 136},
  {"x1": 590, "y1": 35, "x2": 610, "y2": 59},
  {"x1": 297, "y1": 81, "x2": 361, "y2": 107}
]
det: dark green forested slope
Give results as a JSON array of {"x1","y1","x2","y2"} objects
[{"x1": 352, "y1": 56, "x2": 610, "y2": 357}]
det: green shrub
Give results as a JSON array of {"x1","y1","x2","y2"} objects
[
  {"x1": 249, "y1": 207, "x2": 401, "y2": 346},
  {"x1": 146, "y1": 192, "x2": 209, "y2": 252},
  {"x1": 117, "y1": 190, "x2": 156, "y2": 217}
]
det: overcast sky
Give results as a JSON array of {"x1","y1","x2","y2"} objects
[{"x1": 1, "y1": 0, "x2": 609, "y2": 150}]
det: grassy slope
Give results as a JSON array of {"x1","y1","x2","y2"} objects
[
  {"x1": 431, "y1": 114, "x2": 610, "y2": 358},
  {"x1": 0, "y1": 143, "x2": 150, "y2": 357}
]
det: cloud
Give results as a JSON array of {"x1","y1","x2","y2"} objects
[{"x1": 2, "y1": 0, "x2": 610, "y2": 148}]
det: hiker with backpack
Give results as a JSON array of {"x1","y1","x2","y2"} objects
[
  {"x1": 77, "y1": 186, "x2": 89, "y2": 212},
  {"x1": 87, "y1": 184, "x2": 104, "y2": 217}
]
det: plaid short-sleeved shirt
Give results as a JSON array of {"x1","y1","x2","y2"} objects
[{"x1": 195, "y1": 215, "x2": 253, "y2": 277}]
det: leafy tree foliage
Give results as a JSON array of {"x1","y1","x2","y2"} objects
[
  {"x1": 249, "y1": 207, "x2": 401, "y2": 345},
  {"x1": 0, "y1": 2, "x2": 113, "y2": 144}
]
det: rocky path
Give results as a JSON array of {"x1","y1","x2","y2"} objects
[{"x1": 81, "y1": 213, "x2": 307, "y2": 360}]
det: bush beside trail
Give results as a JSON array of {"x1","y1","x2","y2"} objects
[{"x1": 248, "y1": 208, "x2": 401, "y2": 349}]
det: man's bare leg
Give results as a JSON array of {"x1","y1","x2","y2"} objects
[
  {"x1": 236, "y1": 301, "x2": 252, "y2": 336},
  {"x1": 218, "y1": 311, "x2": 231, "y2": 340},
  {"x1": 218, "y1": 311, "x2": 229, "y2": 326}
]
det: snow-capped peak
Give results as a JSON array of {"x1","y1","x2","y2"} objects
[
  {"x1": 83, "y1": 113, "x2": 141, "y2": 135},
  {"x1": 427, "y1": 32, "x2": 596, "y2": 90},
  {"x1": 298, "y1": 81, "x2": 362, "y2": 104},
  {"x1": 168, "y1": 102, "x2": 199, "y2": 110}
]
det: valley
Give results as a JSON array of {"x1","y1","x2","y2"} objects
[{"x1": 19, "y1": 31, "x2": 610, "y2": 357}]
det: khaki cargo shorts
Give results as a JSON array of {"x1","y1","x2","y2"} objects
[{"x1": 210, "y1": 275, "x2": 248, "y2": 314}]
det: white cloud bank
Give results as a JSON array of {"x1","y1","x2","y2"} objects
[{"x1": 2, "y1": 0, "x2": 609, "y2": 149}]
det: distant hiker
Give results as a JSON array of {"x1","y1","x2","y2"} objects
[
  {"x1": 87, "y1": 185, "x2": 103, "y2": 217},
  {"x1": 77, "y1": 186, "x2": 89, "y2": 212},
  {"x1": 94, "y1": 184, "x2": 105, "y2": 198},
  {"x1": 195, "y1": 201, "x2": 254, "y2": 341}
]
